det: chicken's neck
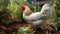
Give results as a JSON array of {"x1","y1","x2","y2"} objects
[{"x1": 23, "y1": 6, "x2": 33, "y2": 16}]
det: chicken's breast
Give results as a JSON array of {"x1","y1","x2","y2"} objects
[{"x1": 24, "y1": 12, "x2": 42, "y2": 20}]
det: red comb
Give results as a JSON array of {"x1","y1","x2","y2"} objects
[{"x1": 20, "y1": 3, "x2": 26, "y2": 8}]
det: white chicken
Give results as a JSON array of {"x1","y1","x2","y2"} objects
[{"x1": 20, "y1": 3, "x2": 53, "y2": 26}]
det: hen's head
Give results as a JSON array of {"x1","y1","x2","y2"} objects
[{"x1": 20, "y1": 3, "x2": 26, "y2": 12}]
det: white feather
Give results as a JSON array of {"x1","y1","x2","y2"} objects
[{"x1": 23, "y1": 4, "x2": 53, "y2": 26}]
